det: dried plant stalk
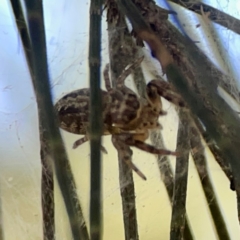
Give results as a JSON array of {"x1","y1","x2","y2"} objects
[
  {"x1": 168, "y1": 0, "x2": 240, "y2": 35},
  {"x1": 150, "y1": 132, "x2": 193, "y2": 240},
  {"x1": 107, "y1": 9, "x2": 139, "y2": 239},
  {"x1": 190, "y1": 124, "x2": 231, "y2": 240},
  {"x1": 170, "y1": 111, "x2": 190, "y2": 240},
  {"x1": 192, "y1": 116, "x2": 234, "y2": 190}
]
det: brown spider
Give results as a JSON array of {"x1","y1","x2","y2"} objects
[{"x1": 55, "y1": 57, "x2": 186, "y2": 180}]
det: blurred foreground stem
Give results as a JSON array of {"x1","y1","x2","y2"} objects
[
  {"x1": 23, "y1": 0, "x2": 89, "y2": 239},
  {"x1": 10, "y1": 1, "x2": 55, "y2": 239},
  {"x1": 89, "y1": 0, "x2": 103, "y2": 239}
]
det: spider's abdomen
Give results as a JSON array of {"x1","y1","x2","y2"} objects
[{"x1": 55, "y1": 88, "x2": 112, "y2": 135}]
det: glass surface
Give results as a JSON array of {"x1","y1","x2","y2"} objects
[{"x1": 1, "y1": 0, "x2": 240, "y2": 239}]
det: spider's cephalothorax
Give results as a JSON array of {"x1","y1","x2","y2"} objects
[{"x1": 55, "y1": 57, "x2": 186, "y2": 180}]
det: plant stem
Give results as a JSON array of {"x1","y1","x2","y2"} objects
[
  {"x1": 168, "y1": 0, "x2": 240, "y2": 35},
  {"x1": 24, "y1": 0, "x2": 89, "y2": 239},
  {"x1": 106, "y1": 4, "x2": 139, "y2": 238},
  {"x1": 170, "y1": 111, "x2": 190, "y2": 240},
  {"x1": 190, "y1": 124, "x2": 231, "y2": 240},
  {"x1": 89, "y1": 0, "x2": 103, "y2": 239},
  {"x1": 9, "y1": 1, "x2": 55, "y2": 239}
]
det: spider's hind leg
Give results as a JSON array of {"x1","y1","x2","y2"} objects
[
  {"x1": 112, "y1": 134, "x2": 147, "y2": 180},
  {"x1": 123, "y1": 132, "x2": 177, "y2": 156}
]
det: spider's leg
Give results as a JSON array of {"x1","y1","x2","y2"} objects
[
  {"x1": 100, "y1": 146, "x2": 108, "y2": 154},
  {"x1": 106, "y1": 125, "x2": 123, "y2": 135},
  {"x1": 147, "y1": 79, "x2": 186, "y2": 107},
  {"x1": 103, "y1": 63, "x2": 112, "y2": 91},
  {"x1": 128, "y1": 130, "x2": 149, "y2": 142},
  {"x1": 159, "y1": 110, "x2": 167, "y2": 116},
  {"x1": 103, "y1": 63, "x2": 124, "y2": 101},
  {"x1": 73, "y1": 135, "x2": 88, "y2": 149},
  {"x1": 124, "y1": 133, "x2": 177, "y2": 156},
  {"x1": 73, "y1": 135, "x2": 108, "y2": 154},
  {"x1": 109, "y1": 89, "x2": 124, "y2": 102},
  {"x1": 122, "y1": 153, "x2": 147, "y2": 180},
  {"x1": 116, "y1": 56, "x2": 144, "y2": 88},
  {"x1": 112, "y1": 135, "x2": 147, "y2": 180}
]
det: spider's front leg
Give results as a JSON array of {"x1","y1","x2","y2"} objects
[
  {"x1": 103, "y1": 64, "x2": 123, "y2": 101},
  {"x1": 103, "y1": 56, "x2": 144, "y2": 102},
  {"x1": 147, "y1": 79, "x2": 186, "y2": 108}
]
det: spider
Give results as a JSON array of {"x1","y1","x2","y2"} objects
[{"x1": 55, "y1": 57, "x2": 186, "y2": 180}]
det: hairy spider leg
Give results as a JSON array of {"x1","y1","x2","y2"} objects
[
  {"x1": 148, "y1": 79, "x2": 186, "y2": 108},
  {"x1": 123, "y1": 132, "x2": 177, "y2": 156},
  {"x1": 103, "y1": 63, "x2": 124, "y2": 101},
  {"x1": 103, "y1": 63, "x2": 112, "y2": 91},
  {"x1": 116, "y1": 56, "x2": 144, "y2": 88},
  {"x1": 72, "y1": 125, "x2": 125, "y2": 152},
  {"x1": 128, "y1": 139, "x2": 177, "y2": 156},
  {"x1": 73, "y1": 135, "x2": 108, "y2": 154},
  {"x1": 72, "y1": 135, "x2": 88, "y2": 149},
  {"x1": 112, "y1": 134, "x2": 147, "y2": 180}
]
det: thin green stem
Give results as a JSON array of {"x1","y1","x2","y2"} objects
[{"x1": 89, "y1": 0, "x2": 103, "y2": 239}]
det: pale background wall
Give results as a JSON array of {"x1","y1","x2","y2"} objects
[{"x1": 0, "y1": 0, "x2": 240, "y2": 239}]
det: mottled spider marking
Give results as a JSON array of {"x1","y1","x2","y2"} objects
[
  {"x1": 54, "y1": 57, "x2": 145, "y2": 150},
  {"x1": 55, "y1": 88, "x2": 112, "y2": 135},
  {"x1": 110, "y1": 89, "x2": 141, "y2": 126},
  {"x1": 130, "y1": 78, "x2": 186, "y2": 133},
  {"x1": 102, "y1": 57, "x2": 144, "y2": 129}
]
